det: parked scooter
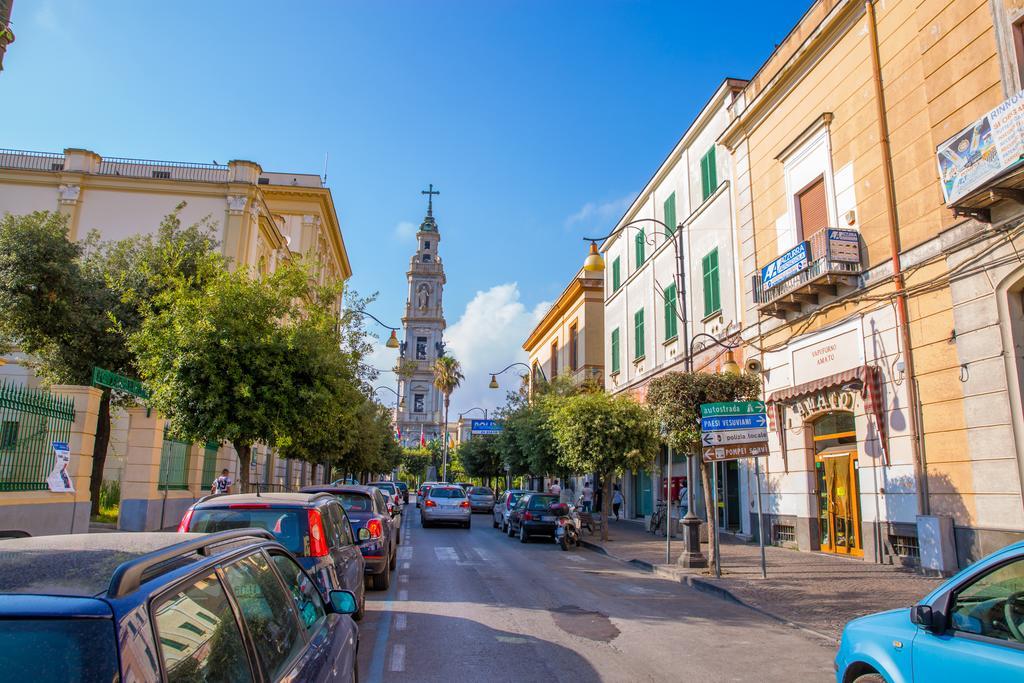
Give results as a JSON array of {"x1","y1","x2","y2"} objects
[{"x1": 552, "y1": 502, "x2": 581, "y2": 551}]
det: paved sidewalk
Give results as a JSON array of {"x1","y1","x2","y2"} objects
[{"x1": 581, "y1": 518, "x2": 942, "y2": 641}]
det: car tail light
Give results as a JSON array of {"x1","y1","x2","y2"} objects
[
  {"x1": 366, "y1": 518, "x2": 383, "y2": 539},
  {"x1": 425, "y1": 499, "x2": 437, "y2": 507},
  {"x1": 228, "y1": 503, "x2": 271, "y2": 509},
  {"x1": 307, "y1": 509, "x2": 329, "y2": 557},
  {"x1": 459, "y1": 501, "x2": 470, "y2": 508},
  {"x1": 523, "y1": 511, "x2": 533, "y2": 521},
  {"x1": 177, "y1": 508, "x2": 194, "y2": 533}
]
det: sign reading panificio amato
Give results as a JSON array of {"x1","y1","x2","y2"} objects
[{"x1": 937, "y1": 89, "x2": 1024, "y2": 204}]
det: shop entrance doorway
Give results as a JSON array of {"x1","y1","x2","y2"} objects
[{"x1": 812, "y1": 412, "x2": 862, "y2": 556}]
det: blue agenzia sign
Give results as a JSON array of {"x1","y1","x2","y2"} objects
[
  {"x1": 761, "y1": 241, "x2": 810, "y2": 290},
  {"x1": 471, "y1": 419, "x2": 502, "y2": 435}
]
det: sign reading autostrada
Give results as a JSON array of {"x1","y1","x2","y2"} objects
[{"x1": 700, "y1": 400, "x2": 768, "y2": 463}]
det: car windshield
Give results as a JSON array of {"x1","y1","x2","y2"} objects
[
  {"x1": 430, "y1": 488, "x2": 467, "y2": 499},
  {"x1": 372, "y1": 483, "x2": 397, "y2": 493},
  {"x1": 470, "y1": 487, "x2": 493, "y2": 495},
  {"x1": 528, "y1": 495, "x2": 558, "y2": 510},
  {"x1": 333, "y1": 493, "x2": 374, "y2": 513},
  {"x1": 509, "y1": 492, "x2": 524, "y2": 504},
  {"x1": 189, "y1": 508, "x2": 306, "y2": 555},
  {"x1": 0, "y1": 618, "x2": 119, "y2": 683}
]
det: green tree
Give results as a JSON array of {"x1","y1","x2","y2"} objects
[
  {"x1": 645, "y1": 371, "x2": 761, "y2": 566},
  {"x1": 458, "y1": 436, "x2": 503, "y2": 487},
  {"x1": 431, "y1": 355, "x2": 464, "y2": 481},
  {"x1": 0, "y1": 208, "x2": 217, "y2": 513},
  {"x1": 130, "y1": 259, "x2": 330, "y2": 490},
  {"x1": 548, "y1": 392, "x2": 660, "y2": 540},
  {"x1": 401, "y1": 447, "x2": 432, "y2": 481}
]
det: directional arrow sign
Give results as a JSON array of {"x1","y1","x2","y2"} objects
[
  {"x1": 700, "y1": 401, "x2": 766, "y2": 418},
  {"x1": 701, "y1": 414, "x2": 767, "y2": 432},
  {"x1": 702, "y1": 442, "x2": 769, "y2": 463},
  {"x1": 700, "y1": 428, "x2": 768, "y2": 448}
]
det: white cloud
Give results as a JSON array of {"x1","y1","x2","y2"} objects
[
  {"x1": 444, "y1": 283, "x2": 550, "y2": 418},
  {"x1": 564, "y1": 194, "x2": 634, "y2": 233},
  {"x1": 394, "y1": 221, "x2": 417, "y2": 243}
]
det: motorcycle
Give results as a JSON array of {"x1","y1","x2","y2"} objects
[{"x1": 552, "y1": 502, "x2": 581, "y2": 551}]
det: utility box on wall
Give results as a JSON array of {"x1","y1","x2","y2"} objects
[{"x1": 917, "y1": 515, "x2": 957, "y2": 577}]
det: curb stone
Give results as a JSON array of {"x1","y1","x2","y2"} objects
[{"x1": 579, "y1": 538, "x2": 838, "y2": 645}]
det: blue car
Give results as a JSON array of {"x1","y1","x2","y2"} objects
[
  {"x1": 835, "y1": 540, "x2": 1024, "y2": 682},
  {"x1": 0, "y1": 529, "x2": 360, "y2": 682}
]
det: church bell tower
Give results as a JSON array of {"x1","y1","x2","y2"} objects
[{"x1": 396, "y1": 185, "x2": 447, "y2": 446}]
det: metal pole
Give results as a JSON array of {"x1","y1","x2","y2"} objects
[
  {"x1": 712, "y1": 462, "x2": 721, "y2": 578},
  {"x1": 666, "y1": 447, "x2": 672, "y2": 563},
  {"x1": 754, "y1": 457, "x2": 767, "y2": 579}
]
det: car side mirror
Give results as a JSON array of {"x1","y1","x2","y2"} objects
[
  {"x1": 358, "y1": 527, "x2": 370, "y2": 541},
  {"x1": 329, "y1": 590, "x2": 358, "y2": 615},
  {"x1": 910, "y1": 604, "x2": 939, "y2": 632}
]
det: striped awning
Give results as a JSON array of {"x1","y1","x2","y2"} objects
[{"x1": 766, "y1": 365, "x2": 889, "y2": 466}]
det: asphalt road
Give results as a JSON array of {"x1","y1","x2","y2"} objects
[{"x1": 356, "y1": 499, "x2": 836, "y2": 682}]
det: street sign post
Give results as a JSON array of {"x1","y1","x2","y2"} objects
[
  {"x1": 701, "y1": 429, "x2": 769, "y2": 448},
  {"x1": 470, "y1": 419, "x2": 503, "y2": 435},
  {"x1": 700, "y1": 414, "x2": 767, "y2": 432},
  {"x1": 699, "y1": 401, "x2": 765, "y2": 418},
  {"x1": 701, "y1": 442, "x2": 769, "y2": 462}
]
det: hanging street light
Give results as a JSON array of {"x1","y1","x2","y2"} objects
[{"x1": 583, "y1": 242, "x2": 605, "y2": 272}]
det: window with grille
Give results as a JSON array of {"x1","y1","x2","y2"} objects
[
  {"x1": 889, "y1": 534, "x2": 920, "y2": 559},
  {"x1": 796, "y1": 176, "x2": 828, "y2": 240},
  {"x1": 773, "y1": 524, "x2": 796, "y2": 543}
]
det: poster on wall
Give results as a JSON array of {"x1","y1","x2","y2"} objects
[
  {"x1": 937, "y1": 89, "x2": 1024, "y2": 204},
  {"x1": 47, "y1": 441, "x2": 74, "y2": 492}
]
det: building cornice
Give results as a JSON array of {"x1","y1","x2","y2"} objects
[{"x1": 523, "y1": 274, "x2": 603, "y2": 352}]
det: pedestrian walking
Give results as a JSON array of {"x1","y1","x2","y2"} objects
[
  {"x1": 549, "y1": 479, "x2": 561, "y2": 496},
  {"x1": 612, "y1": 486, "x2": 624, "y2": 521},
  {"x1": 581, "y1": 481, "x2": 594, "y2": 512},
  {"x1": 211, "y1": 469, "x2": 233, "y2": 495}
]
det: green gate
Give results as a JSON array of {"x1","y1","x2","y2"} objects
[
  {"x1": 158, "y1": 428, "x2": 191, "y2": 491},
  {"x1": 200, "y1": 442, "x2": 219, "y2": 490},
  {"x1": 0, "y1": 382, "x2": 75, "y2": 491}
]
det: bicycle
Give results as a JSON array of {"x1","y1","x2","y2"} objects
[{"x1": 649, "y1": 501, "x2": 668, "y2": 534}]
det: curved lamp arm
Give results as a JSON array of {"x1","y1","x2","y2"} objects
[
  {"x1": 458, "y1": 407, "x2": 487, "y2": 419},
  {"x1": 488, "y1": 361, "x2": 547, "y2": 389},
  {"x1": 350, "y1": 309, "x2": 400, "y2": 349}
]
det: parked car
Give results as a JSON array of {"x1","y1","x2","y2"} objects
[
  {"x1": 396, "y1": 481, "x2": 410, "y2": 504},
  {"x1": 835, "y1": 540, "x2": 1024, "y2": 682},
  {"x1": 507, "y1": 492, "x2": 560, "y2": 543},
  {"x1": 421, "y1": 485, "x2": 472, "y2": 528},
  {"x1": 492, "y1": 489, "x2": 527, "y2": 533},
  {"x1": 456, "y1": 481, "x2": 474, "y2": 492},
  {"x1": 303, "y1": 485, "x2": 401, "y2": 590},
  {"x1": 370, "y1": 481, "x2": 403, "y2": 509},
  {"x1": 417, "y1": 482, "x2": 441, "y2": 508},
  {"x1": 466, "y1": 486, "x2": 496, "y2": 513},
  {"x1": 0, "y1": 530, "x2": 360, "y2": 682},
  {"x1": 179, "y1": 491, "x2": 366, "y2": 619}
]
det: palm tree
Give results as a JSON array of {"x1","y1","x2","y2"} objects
[{"x1": 432, "y1": 355, "x2": 464, "y2": 481}]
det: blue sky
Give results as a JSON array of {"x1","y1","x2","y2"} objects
[{"x1": 4, "y1": 0, "x2": 810, "y2": 416}]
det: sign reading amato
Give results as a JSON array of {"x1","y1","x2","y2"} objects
[{"x1": 792, "y1": 328, "x2": 862, "y2": 385}]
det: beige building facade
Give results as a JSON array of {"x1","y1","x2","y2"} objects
[
  {"x1": 722, "y1": 0, "x2": 1024, "y2": 568},
  {"x1": 0, "y1": 146, "x2": 350, "y2": 531}
]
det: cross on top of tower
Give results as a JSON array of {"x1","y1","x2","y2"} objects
[{"x1": 422, "y1": 183, "x2": 440, "y2": 217}]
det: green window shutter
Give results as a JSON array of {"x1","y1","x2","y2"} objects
[
  {"x1": 634, "y1": 308, "x2": 645, "y2": 359},
  {"x1": 612, "y1": 257, "x2": 621, "y2": 292},
  {"x1": 702, "y1": 248, "x2": 721, "y2": 317},
  {"x1": 664, "y1": 193, "x2": 676, "y2": 235},
  {"x1": 700, "y1": 147, "x2": 717, "y2": 202},
  {"x1": 635, "y1": 229, "x2": 645, "y2": 268},
  {"x1": 611, "y1": 328, "x2": 620, "y2": 374},
  {"x1": 664, "y1": 283, "x2": 677, "y2": 340}
]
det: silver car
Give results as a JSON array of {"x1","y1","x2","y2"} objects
[
  {"x1": 466, "y1": 486, "x2": 495, "y2": 513},
  {"x1": 491, "y1": 489, "x2": 527, "y2": 533},
  {"x1": 420, "y1": 485, "x2": 472, "y2": 528}
]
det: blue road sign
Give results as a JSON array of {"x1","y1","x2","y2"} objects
[
  {"x1": 471, "y1": 419, "x2": 503, "y2": 435},
  {"x1": 761, "y1": 241, "x2": 810, "y2": 289},
  {"x1": 701, "y1": 414, "x2": 767, "y2": 432}
]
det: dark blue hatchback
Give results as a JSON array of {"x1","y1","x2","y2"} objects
[{"x1": 0, "y1": 530, "x2": 361, "y2": 682}]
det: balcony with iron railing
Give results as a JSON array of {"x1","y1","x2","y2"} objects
[
  {"x1": 0, "y1": 149, "x2": 65, "y2": 172},
  {"x1": 753, "y1": 226, "x2": 863, "y2": 318},
  {"x1": 569, "y1": 365, "x2": 604, "y2": 387},
  {"x1": 97, "y1": 156, "x2": 229, "y2": 183}
]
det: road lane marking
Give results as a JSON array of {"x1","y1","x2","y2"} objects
[
  {"x1": 434, "y1": 546, "x2": 458, "y2": 561},
  {"x1": 399, "y1": 574, "x2": 408, "y2": 584},
  {"x1": 398, "y1": 547, "x2": 413, "y2": 560},
  {"x1": 395, "y1": 613, "x2": 407, "y2": 631},
  {"x1": 366, "y1": 586, "x2": 394, "y2": 683},
  {"x1": 495, "y1": 636, "x2": 529, "y2": 644},
  {"x1": 398, "y1": 589, "x2": 408, "y2": 601},
  {"x1": 389, "y1": 644, "x2": 405, "y2": 672},
  {"x1": 474, "y1": 547, "x2": 495, "y2": 562},
  {"x1": 564, "y1": 555, "x2": 586, "y2": 563},
  {"x1": 402, "y1": 562, "x2": 410, "y2": 570}
]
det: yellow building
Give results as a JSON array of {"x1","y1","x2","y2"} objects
[
  {"x1": 0, "y1": 146, "x2": 351, "y2": 531},
  {"x1": 523, "y1": 268, "x2": 604, "y2": 392},
  {"x1": 721, "y1": 0, "x2": 1024, "y2": 569}
]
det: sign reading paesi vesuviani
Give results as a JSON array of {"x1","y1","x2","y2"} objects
[
  {"x1": 937, "y1": 89, "x2": 1024, "y2": 205},
  {"x1": 761, "y1": 241, "x2": 810, "y2": 290}
]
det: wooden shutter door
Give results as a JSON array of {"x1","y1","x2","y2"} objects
[{"x1": 796, "y1": 177, "x2": 828, "y2": 240}]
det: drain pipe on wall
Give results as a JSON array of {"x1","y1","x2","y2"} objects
[{"x1": 866, "y1": 0, "x2": 929, "y2": 516}]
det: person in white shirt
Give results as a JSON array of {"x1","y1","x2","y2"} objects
[
  {"x1": 581, "y1": 481, "x2": 594, "y2": 512},
  {"x1": 549, "y1": 479, "x2": 561, "y2": 496}
]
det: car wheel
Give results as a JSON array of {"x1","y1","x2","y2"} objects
[
  {"x1": 464, "y1": 519, "x2": 471, "y2": 529},
  {"x1": 519, "y1": 525, "x2": 528, "y2": 543},
  {"x1": 371, "y1": 560, "x2": 391, "y2": 590},
  {"x1": 852, "y1": 676, "x2": 885, "y2": 683}
]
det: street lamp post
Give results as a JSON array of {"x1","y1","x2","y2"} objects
[
  {"x1": 349, "y1": 309, "x2": 401, "y2": 349},
  {"x1": 488, "y1": 362, "x2": 547, "y2": 393}
]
